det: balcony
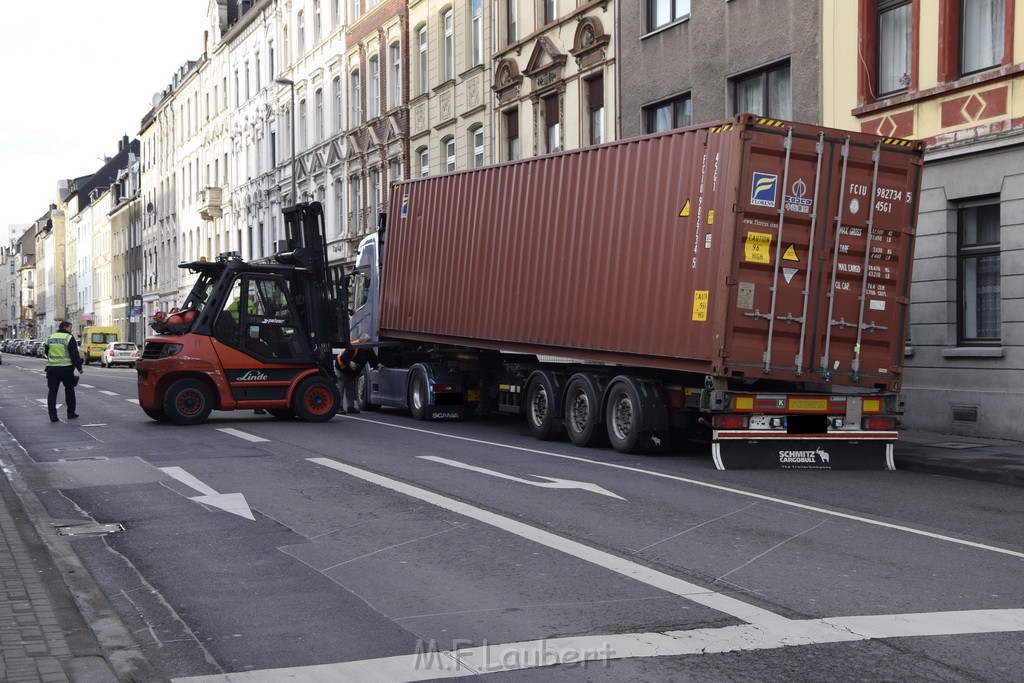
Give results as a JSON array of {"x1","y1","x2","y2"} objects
[{"x1": 197, "y1": 187, "x2": 224, "y2": 221}]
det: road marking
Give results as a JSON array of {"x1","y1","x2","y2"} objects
[
  {"x1": 172, "y1": 608, "x2": 1024, "y2": 682},
  {"x1": 99, "y1": 390, "x2": 119, "y2": 396},
  {"x1": 352, "y1": 418, "x2": 1024, "y2": 560},
  {"x1": 80, "y1": 383, "x2": 95, "y2": 388},
  {"x1": 309, "y1": 457, "x2": 783, "y2": 624},
  {"x1": 419, "y1": 455, "x2": 624, "y2": 499},
  {"x1": 216, "y1": 428, "x2": 270, "y2": 443},
  {"x1": 158, "y1": 466, "x2": 255, "y2": 520},
  {"x1": 126, "y1": 398, "x2": 139, "y2": 404}
]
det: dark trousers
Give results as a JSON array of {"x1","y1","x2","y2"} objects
[{"x1": 46, "y1": 367, "x2": 77, "y2": 419}]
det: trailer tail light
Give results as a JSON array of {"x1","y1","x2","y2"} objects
[
  {"x1": 432, "y1": 383, "x2": 455, "y2": 393},
  {"x1": 713, "y1": 414, "x2": 748, "y2": 430},
  {"x1": 862, "y1": 416, "x2": 896, "y2": 431}
]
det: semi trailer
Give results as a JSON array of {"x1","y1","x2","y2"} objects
[{"x1": 353, "y1": 115, "x2": 923, "y2": 468}]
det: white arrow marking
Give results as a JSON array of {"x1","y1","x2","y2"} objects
[
  {"x1": 159, "y1": 466, "x2": 255, "y2": 520},
  {"x1": 419, "y1": 456, "x2": 624, "y2": 500}
]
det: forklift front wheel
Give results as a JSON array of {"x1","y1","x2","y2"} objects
[
  {"x1": 163, "y1": 378, "x2": 213, "y2": 425},
  {"x1": 293, "y1": 377, "x2": 340, "y2": 422}
]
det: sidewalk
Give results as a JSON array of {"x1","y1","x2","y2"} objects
[{"x1": 1, "y1": 428, "x2": 1022, "y2": 682}]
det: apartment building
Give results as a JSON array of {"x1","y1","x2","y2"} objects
[
  {"x1": 824, "y1": 0, "x2": 1024, "y2": 439},
  {"x1": 618, "y1": 0, "x2": 821, "y2": 138}
]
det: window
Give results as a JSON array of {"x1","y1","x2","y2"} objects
[
  {"x1": 283, "y1": 25, "x2": 290, "y2": 66},
  {"x1": 877, "y1": 1, "x2": 911, "y2": 95},
  {"x1": 544, "y1": 0, "x2": 557, "y2": 24},
  {"x1": 368, "y1": 55, "x2": 380, "y2": 117},
  {"x1": 507, "y1": 0, "x2": 518, "y2": 44},
  {"x1": 315, "y1": 88, "x2": 324, "y2": 141},
  {"x1": 644, "y1": 93, "x2": 692, "y2": 133},
  {"x1": 234, "y1": 70, "x2": 240, "y2": 107},
  {"x1": 349, "y1": 0, "x2": 360, "y2": 22},
  {"x1": 333, "y1": 76, "x2": 342, "y2": 131},
  {"x1": 335, "y1": 179, "x2": 344, "y2": 236},
  {"x1": 349, "y1": 177, "x2": 362, "y2": 233},
  {"x1": 471, "y1": 0, "x2": 483, "y2": 66},
  {"x1": 299, "y1": 98, "x2": 308, "y2": 149},
  {"x1": 332, "y1": 0, "x2": 340, "y2": 27},
  {"x1": 418, "y1": 147, "x2": 429, "y2": 176},
  {"x1": 647, "y1": 0, "x2": 690, "y2": 32},
  {"x1": 390, "y1": 157, "x2": 402, "y2": 183},
  {"x1": 586, "y1": 75, "x2": 604, "y2": 145},
  {"x1": 961, "y1": 0, "x2": 1005, "y2": 75},
  {"x1": 350, "y1": 69, "x2": 361, "y2": 125},
  {"x1": 369, "y1": 168, "x2": 380, "y2": 224},
  {"x1": 314, "y1": 0, "x2": 322, "y2": 43},
  {"x1": 504, "y1": 108, "x2": 519, "y2": 160},
  {"x1": 472, "y1": 127, "x2": 484, "y2": 167},
  {"x1": 443, "y1": 137, "x2": 456, "y2": 171},
  {"x1": 733, "y1": 62, "x2": 790, "y2": 119},
  {"x1": 389, "y1": 42, "x2": 401, "y2": 108},
  {"x1": 418, "y1": 26, "x2": 428, "y2": 94},
  {"x1": 443, "y1": 10, "x2": 454, "y2": 81},
  {"x1": 543, "y1": 95, "x2": 560, "y2": 153},
  {"x1": 268, "y1": 41, "x2": 275, "y2": 79},
  {"x1": 958, "y1": 200, "x2": 1001, "y2": 344},
  {"x1": 297, "y1": 11, "x2": 305, "y2": 54}
]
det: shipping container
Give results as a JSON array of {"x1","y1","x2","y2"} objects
[{"x1": 352, "y1": 115, "x2": 925, "y2": 468}]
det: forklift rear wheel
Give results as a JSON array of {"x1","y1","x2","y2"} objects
[
  {"x1": 267, "y1": 408, "x2": 296, "y2": 419},
  {"x1": 293, "y1": 377, "x2": 340, "y2": 422},
  {"x1": 163, "y1": 378, "x2": 213, "y2": 425},
  {"x1": 142, "y1": 407, "x2": 169, "y2": 422}
]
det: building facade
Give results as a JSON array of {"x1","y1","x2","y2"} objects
[
  {"x1": 823, "y1": 0, "x2": 1024, "y2": 439},
  {"x1": 617, "y1": 0, "x2": 820, "y2": 138}
]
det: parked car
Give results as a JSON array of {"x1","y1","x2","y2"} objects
[
  {"x1": 20, "y1": 339, "x2": 38, "y2": 355},
  {"x1": 100, "y1": 342, "x2": 140, "y2": 368},
  {"x1": 32, "y1": 341, "x2": 46, "y2": 358}
]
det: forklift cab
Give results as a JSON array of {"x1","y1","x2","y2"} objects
[{"x1": 213, "y1": 274, "x2": 312, "y2": 362}]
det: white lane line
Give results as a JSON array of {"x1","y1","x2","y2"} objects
[
  {"x1": 217, "y1": 428, "x2": 270, "y2": 443},
  {"x1": 419, "y1": 455, "x2": 624, "y2": 499},
  {"x1": 126, "y1": 398, "x2": 139, "y2": 404},
  {"x1": 309, "y1": 457, "x2": 785, "y2": 625},
  {"x1": 172, "y1": 608, "x2": 1024, "y2": 682},
  {"x1": 80, "y1": 383, "x2": 95, "y2": 388},
  {"x1": 351, "y1": 418, "x2": 1024, "y2": 560},
  {"x1": 99, "y1": 390, "x2": 119, "y2": 396}
]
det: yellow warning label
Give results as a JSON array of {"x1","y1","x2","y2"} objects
[
  {"x1": 707, "y1": 210, "x2": 715, "y2": 225},
  {"x1": 680, "y1": 200, "x2": 691, "y2": 217},
  {"x1": 692, "y1": 290, "x2": 709, "y2": 321},
  {"x1": 744, "y1": 232, "x2": 773, "y2": 264},
  {"x1": 783, "y1": 244, "x2": 799, "y2": 262}
]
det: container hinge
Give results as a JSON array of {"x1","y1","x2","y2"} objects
[
  {"x1": 725, "y1": 276, "x2": 739, "y2": 286},
  {"x1": 896, "y1": 296, "x2": 910, "y2": 305},
  {"x1": 743, "y1": 309, "x2": 774, "y2": 322}
]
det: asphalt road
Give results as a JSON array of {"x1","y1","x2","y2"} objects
[{"x1": 2, "y1": 352, "x2": 1023, "y2": 682}]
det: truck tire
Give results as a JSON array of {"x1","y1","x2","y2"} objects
[
  {"x1": 356, "y1": 370, "x2": 381, "y2": 412},
  {"x1": 563, "y1": 374, "x2": 606, "y2": 447},
  {"x1": 142, "y1": 407, "x2": 169, "y2": 422},
  {"x1": 163, "y1": 378, "x2": 214, "y2": 425},
  {"x1": 409, "y1": 369, "x2": 429, "y2": 420},
  {"x1": 604, "y1": 379, "x2": 643, "y2": 453},
  {"x1": 525, "y1": 373, "x2": 562, "y2": 440},
  {"x1": 292, "y1": 377, "x2": 340, "y2": 422}
]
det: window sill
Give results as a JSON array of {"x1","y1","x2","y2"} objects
[
  {"x1": 941, "y1": 347, "x2": 1004, "y2": 359},
  {"x1": 853, "y1": 62, "x2": 1024, "y2": 116},
  {"x1": 640, "y1": 16, "x2": 690, "y2": 41}
]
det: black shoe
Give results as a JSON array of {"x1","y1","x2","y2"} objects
[
  {"x1": 50, "y1": 416, "x2": 59, "y2": 422},
  {"x1": 68, "y1": 413, "x2": 79, "y2": 419}
]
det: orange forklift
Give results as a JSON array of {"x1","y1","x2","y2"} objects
[{"x1": 136, "y1": 202, "x2": 348, "y2": 425}]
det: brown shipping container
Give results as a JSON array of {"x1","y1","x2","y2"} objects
[{"x1": 381, "y1": 115, "x2": 924, "y2": 392}]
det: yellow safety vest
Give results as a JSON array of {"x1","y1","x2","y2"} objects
[{"x1": 46, "y1": 332, "x2": 73, "y2": 368}]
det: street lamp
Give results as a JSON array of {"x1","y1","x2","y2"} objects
[{"x1": 274, "y1": 77, "x2": 298, "y2": 206}]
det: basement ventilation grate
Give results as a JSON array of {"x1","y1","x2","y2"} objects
[{"x1": 951, "y1": 405, "x2": 979, "y2": 423}]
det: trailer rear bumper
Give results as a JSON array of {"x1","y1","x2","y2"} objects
[{"x1": 711, "y1": 431, "x2": 898, "y2": 470}]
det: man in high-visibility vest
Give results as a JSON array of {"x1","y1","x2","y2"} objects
[{"x1": 44, "y1": 321, "x2": 84, "y2": 422}]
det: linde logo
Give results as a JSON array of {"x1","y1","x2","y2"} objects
[
  {"x1": 237, "y1": 370, "x2": 269, "y2": 381},
  {"x1": 778, "y1": 447, "x2": 831, "y2": 464}
]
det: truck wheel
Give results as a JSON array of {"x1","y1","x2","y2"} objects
[
  {"x1": 605, "y1": 380, "x2": 643, "y2": 453},
  {"x1": 356, "y1": 370, "x2": 381, "y2": 412},
  {"x1": 409, "y1": 369, "x2": 429, "y2": 420},
  {"x1": 292, "y1": 377, "x2": 340, "y2": 422},
  {"x1": 163, "y1": 378, "x2": 213, "y2": 425},
  {"x1": 563, "y1": 375, "x2": 606, "y2": 447},
  {"x1": 142, "y1": 407, "x2": 169, "y2": 422},
  {"x1": 525, "y1": 374, "x2": 562, "y2": 440}
]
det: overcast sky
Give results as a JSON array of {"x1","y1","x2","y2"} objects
[{"x1": 1, "y1": 0, "x2": 210, "y2": 241}]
